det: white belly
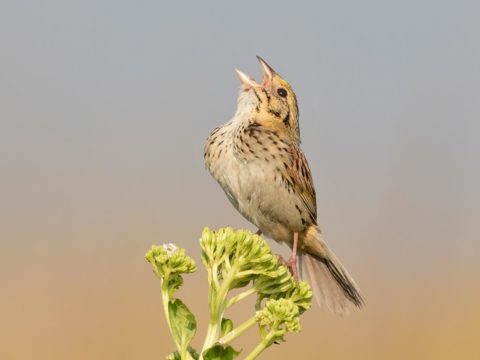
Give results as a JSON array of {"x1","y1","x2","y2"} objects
[{"x1": 208, "y1": 143, "x2": 303, "y2": 245}]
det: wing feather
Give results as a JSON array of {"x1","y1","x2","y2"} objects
[{"x1": 284, "y1": 144, "x2": 317, "y2": 223}]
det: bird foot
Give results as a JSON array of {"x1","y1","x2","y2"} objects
[
  {"x1": 276, "y1": 254, "x2": 299, "y2": 280},
  {"x1": 276, "y1": 254, "x2": 288, "y2": 265}
]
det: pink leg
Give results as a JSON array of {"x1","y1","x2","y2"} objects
[
  {"x1": 277, "y1": 254, "x2": 288, "y2": 265},
  {"x1": 287, "y1": 232, "x2": 299, "y2": 280},
  {"x1": 271, "y1": 231, "x2": 299, "y2": 280},
  {"x1": 257, "y1": 229, "x2": 291, "y2": 267}
]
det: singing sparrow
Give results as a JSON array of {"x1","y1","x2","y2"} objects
[{"x1": 204, "y1": 57, "x2": 363, "y2": 313}]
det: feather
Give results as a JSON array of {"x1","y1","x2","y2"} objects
[{"x1": 301, "y1": 225, "x2": 364, "y2": 313}]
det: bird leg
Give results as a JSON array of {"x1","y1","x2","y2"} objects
[
  {"x1": 276, "y1": 254, "x2": 288, "y2": 265},
  {"x1": 256, "y1": 228, "x2": 288, "y2": 266},
  {"x1": 257, "y1": 229, "x2": 298, "y2": 279},
  {"x1": 287, "y1": 232, "x2": 299, "y2": 280}
]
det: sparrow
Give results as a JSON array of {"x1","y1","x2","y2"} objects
[{"x1": 204, "y1": 57, "x2": 363, "y2": 313}]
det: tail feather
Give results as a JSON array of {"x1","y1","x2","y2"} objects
[{"x1": 300, "y1": 226, "x2": 364, "y2": 313}]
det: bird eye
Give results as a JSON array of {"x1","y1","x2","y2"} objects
[{"x1": 277, "y1": 87, "x2": 288, "y2": 97}]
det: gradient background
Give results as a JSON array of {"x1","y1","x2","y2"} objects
[{"x1": 1, "y1": 1, "x2": 479, "y2": 359}]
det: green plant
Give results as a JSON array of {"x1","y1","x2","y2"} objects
[{"x1": 145, "y1": 227, "x2": 312, "y2": 360}]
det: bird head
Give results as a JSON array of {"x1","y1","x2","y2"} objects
[{"x1": 235, "y1": 57, "x2": 300, "y2": 142}]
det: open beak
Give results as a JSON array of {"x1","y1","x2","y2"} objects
[
  {"x1": 257, "y1": 56, "x2": 276, "y2": 87},
  {"x1": 235, "y1": 69, "x2": 258, "y2": 90}
]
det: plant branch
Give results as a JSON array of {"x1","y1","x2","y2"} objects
[
  {"x1": 161, "y1": 273, "x2": 180, "y2": 354},
  {"x1": 218, "y1": 316, "x2": 257, "y2": 345},
  {"x1": 226, "y1": 287, "x2": 256, "y2": 308},
  {"x1": 244, "y1": 329, "x2": 277, "y2": 360},
  {"x1": 200, "y1": 264, "x2": 239, "y2": 357}
]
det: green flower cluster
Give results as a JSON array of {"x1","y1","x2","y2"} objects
[
  {"x1": 200, "y1": 227, "x2": 279, "y2": 288},
  {"x1": 146, "y1": 244, "x2": 197, "y2": 297},
  {"x1": 145, "y1": 244, "x2": 198, "y2": 360},
  {"x1": 146, "y1": 228, "x2": 312, "y2": 360},
  {"x1": 200, "y1": 228, "x2": 312, "y2": 359},
  {"x1": 256, "y1": 298, "x2": 300, "y2": 341}
]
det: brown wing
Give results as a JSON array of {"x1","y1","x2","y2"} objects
[{"x1": 284, "y1": 143, "x2": 317, "y2": 224}]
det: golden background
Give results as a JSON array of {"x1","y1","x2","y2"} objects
[{"x1": 1, "y1": 1, "x2": 479, "y2": 359}]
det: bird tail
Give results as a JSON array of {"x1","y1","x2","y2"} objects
[{"x1": 299, "y1": 226, "x2": 364, "y2": 314}]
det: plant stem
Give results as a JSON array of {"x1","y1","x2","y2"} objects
[
  {"x1": 200, "y1": 264, "x2": 238, "y2": 358},
  {"x1": 161, "y1": 274, "x2": 172, "y2": 334},
  {"x1": 244, "y1": 330, "x2": 276, "y2": 360},
  {"x1": 218, "y1": 316, "x2": 257, "y2": 345},
  {"x1": 226, "y1": 287, "x2": 256, "y2": 308},
  {"x1": 161, "y1": 275, "x2": 180, "y2": 352},
  {"x1": 162, "y1": 277, "x2": 195, "y2": 360},
  {"x1": 212, "y1": 263, "x2": 220, "y2": 290}
]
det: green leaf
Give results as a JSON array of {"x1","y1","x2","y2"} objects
[
  {"x1": 230, "y1": 277, "x2": 251, "y2": 290},
  {"x1": 165, "y1": 347, "x2": 199, "y2": 360},
  {"x1": 188, "y1": 346, "x2": 200, "y2": 360},
  {"x1": 168, "y1": 299, "x2": 197, "y2": 354},
  {"x1": 202, "y1": 345, "x2": 240, "y2": 360},
  {"x1": 221, "y1": 318, "x2": 234, "y2": 336},
  {"x1": 165, "y1": 351, "x2": 180, "y2": 360}
]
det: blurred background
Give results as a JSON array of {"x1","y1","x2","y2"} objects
[{"x1": 1, "y1": 1, "x2": 479, "y2": 359}]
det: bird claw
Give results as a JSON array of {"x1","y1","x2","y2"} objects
[
  {"x1": 287, "y1": 256, "x2": 299, "y2": 281},
  {"x1": 276, "y1": 254, "x2": 299, "y2": 280}
]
